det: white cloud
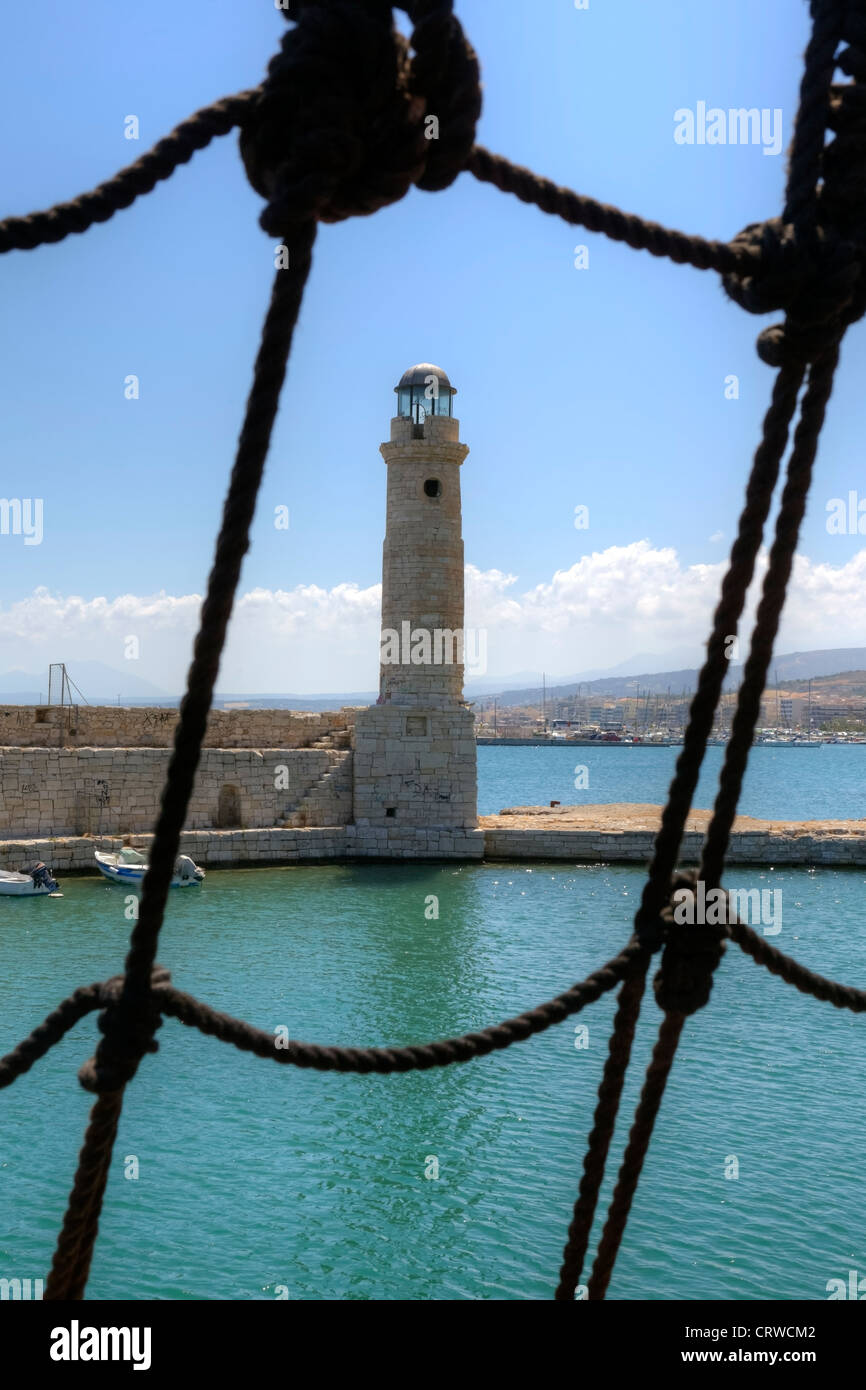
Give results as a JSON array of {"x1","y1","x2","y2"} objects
[{"x1": 1, "y1": 542, "x2": 864, "y2": 694}]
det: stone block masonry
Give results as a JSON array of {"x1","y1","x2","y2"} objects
[
  {"x1": 0, "y1": 746, "x2": 352, "y2": 838},
  {"x1": 4, "y1": 824, "x2": 861, "y2": 874},
  {"x1": 0, "y1": 704, "x2": 358, "y2": 750},
  {"x1": 378, "y1": 412, "x2": 469, "y2": 707},
  {"x1": 0, "y1": 370, "x2": 484, "y2": 862},
  {"x1": 352, "y1": 704, "x2": 477, "y2": 829},
  {"x1": 482, "y1": 828, "x2": 866, "y2": 866},
  {"x1": 353, "y1": 372, "x2": 479, "y2": 842},
  {"x1": 0, "y1": 826, "x2": 484, "y2": 873}
]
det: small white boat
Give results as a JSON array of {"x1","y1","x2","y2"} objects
[
  {"x1": 0, "y1": 862, "x2": 62, "y2": 897},
  {"x1": 95, "y1": 850, "x2": 205, "y2": 887}
]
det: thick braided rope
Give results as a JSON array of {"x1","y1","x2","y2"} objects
[
  {"x1": 467, "y1": 147, "x2": 763, "y2": 276},
  {"x1": 699, "y1": 343, "x2": 841, "y2": 887},
  {"x1": 0, "y1": 93, "x2": 255, "y2": 254},
  {"x1": 730, "y1": 920, "x2": 866, "y2": 1010},
  {"x1": 0, "y1": 984, "x2": 103, "y2": 1088},
  {"x1": 586, "y1": 1012, "x2": 686, "y2": 1300},
  {"x1": 45, "y1": 1092, "x2": 124, "y2": 1301},
  {"x1": 153, "y1": 939, "x2": 643, "y2": 1070},
  {"x1": 554, "y1": 966, "x2": 651, "y2": 1301},
  {"x1": 784, "y1": 1, "x2": 846, "y2": 228},
  {"x1": 576, "y1": 375, "x2": 846, "y2": 1296},
  {"x1": 0, "y1": 0, "x2": 862, "y2": 1306},
  {"x1": 43, "y1": 231, "x2": 318, "y2": 1297},
  {"x1": 3, "y1": 917, "x2": 863, "y2": 1102},
  {"x1": 0, "y1": 123, "x2": 775, "y2": 277},
  {"x1": 571, "y1": 2, "x2": 864, "y2": 1295},
  {"x1": 632, "y1": 362, "x2": 804, "y2": 939},
  {"x1": 85, "y1": 228, "x2": 317, "y2": 1097}
]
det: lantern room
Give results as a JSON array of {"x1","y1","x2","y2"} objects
[{"x1": 395, "y1": 363, "x2": 456, "y2": 422}]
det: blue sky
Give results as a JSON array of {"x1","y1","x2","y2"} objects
[{"x1": 1, "y1": 0, "x2": 864, "y2": 693}]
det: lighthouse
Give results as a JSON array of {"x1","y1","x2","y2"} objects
[{"x1": 350, "y1": 364, "x2": 481, "y2": 856}]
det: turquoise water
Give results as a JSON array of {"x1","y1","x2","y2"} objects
[
  {"x1": 478, "y1": 742, "x2": 866, "y2": 819},
  {"x1": 2, "y1": 856, "x2": 865, "y2": 1301}
]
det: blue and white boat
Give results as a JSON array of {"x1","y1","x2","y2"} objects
[{"x1": 94, "y1": 850, "x2": 205, "y2": 887}]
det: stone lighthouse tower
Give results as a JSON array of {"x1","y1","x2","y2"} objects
[{"x1": 350, "y1": 364, "x2": 481, "y2": 858}]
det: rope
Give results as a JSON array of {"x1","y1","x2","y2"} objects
[
  {"x1": 45, "y1": 1092, "x2": 124, "y2": 1301},
  {"x1": 568, "y1": 0, "x2": 866, "y2": 1294},
  {"x1": 467, "y1": 147, "x2": 762, "y2": 276},
  {"x1": 0, "y1": 93, "x2": 255, "y2": 254},
  {"x1": 0, "y1": 983, "x2": 103, "y2": 1088},
  {"x1": 153, "y1": 941, "x2": 644, "y2": 1069},
  {"x1": 730, "y1": 919, "x2": 866, "y2": 1011},
  {"x1": 44, "y1": 224, "x2": 318, "y2": 1298},
  {"x1": 632, "y1": 364, "x2": 804, "y2": 940},
  {"x1": 1, "y1": 0, "x2": 865, "y2": 1302},
  {"x1": 699, "y1": 344, "x2": 841, "y2": 887},
  {"x1": 554, "y1": 966, "x2": 651, "y2": 1301},
  {"x1": 3, "y1": 921, "x2": 863, "y2": 1095},
  {"x1": 586, "y1": 1011, "x2": 686, "y2": 1300}
]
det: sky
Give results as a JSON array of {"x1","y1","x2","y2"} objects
[{"x1": 1, "y1": 0, "x2": 864, "y2": 695}]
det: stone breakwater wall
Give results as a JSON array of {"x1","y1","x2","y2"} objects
[
  {"x1": 3, "y1": 825, "x2": 863, "y2": 872},
  {"x1": 0, "y1": 704, "x2": 357, "y2": 749},
  {"x1": 483, "y1": 828, "x2": 866, "y2": 866},
  {"x1": 0, "y1": 747, "x2": 353, "y2": 838},
  {"x1": 0, "y1": 826, "x2": 486, "y2": 871}
]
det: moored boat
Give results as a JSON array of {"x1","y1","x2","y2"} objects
[
  {"x1": 94, "y1": 850, "x2": 205, "y2": 887},
  {"x1": 0, "y1": 862, "x2": 62, "y2": 897}
]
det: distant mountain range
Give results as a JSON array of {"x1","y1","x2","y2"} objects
[
  {"x1": 1, "y1": 647, "x2": 865, "y2": 708},
  {"x1": 0, "y1": 661, "x2": 172, "y2": 704},
  {"x1": 473, "y1": 649, "x2": 866, "y2": 708}
]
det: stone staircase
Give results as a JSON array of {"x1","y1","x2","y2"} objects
[
  {"x1": 277, "y1": 748, "x2": 353, "y2": 827},
  {"x1": 308, "y1": 726, "x2": 352, "y2": 751}
]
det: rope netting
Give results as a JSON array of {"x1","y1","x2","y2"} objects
[{"x1": 2, "y1": 0, "x2": 865, "y2": 1302}]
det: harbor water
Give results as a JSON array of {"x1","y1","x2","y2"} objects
[
  {"x1": 478, "y1": 741, "x2": 866, "y2": 820},
  {"x1": 1, "y1": 748, "x2": 864, "y2": 1300}
]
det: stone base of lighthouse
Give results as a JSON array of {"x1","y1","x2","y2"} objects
[{"x1": 350, "y1": 703, "x2": 483, "y2": 858}]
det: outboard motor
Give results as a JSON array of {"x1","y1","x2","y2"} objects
[
  {"x1": 174, "y1": 854, "x2": 204, "y2": 883},
  {"x1": 25, "y1": 862, "x2": 59, "y2": 893}
]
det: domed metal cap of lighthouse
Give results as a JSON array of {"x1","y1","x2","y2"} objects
[{"x1": 395, "y1": 363, "x2": 456, "y2": 420}]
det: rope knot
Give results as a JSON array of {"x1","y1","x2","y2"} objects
[
  {"x1": 78, "y1": 965, "x2": 171, "y2": 1094},
  {"x1": 652, "y1": 872, "x2": 727, "y2": 1016},
  {"x1": 240, "y1": 0, "x2": 481, "y2": 236},
  {"x1": 723, "y1": 11, "x2": 866, "y2": 366},
  {"x1": 722, "y1": 218, "x2": 860, "y2": 365}
]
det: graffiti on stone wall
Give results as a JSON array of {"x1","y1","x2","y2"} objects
[
  {"x1": 142, "y1": 711, "x2": 174, "y2": 729},
  {"x1": 403, "y1": 779, "x2": 452, "y2": 801}
]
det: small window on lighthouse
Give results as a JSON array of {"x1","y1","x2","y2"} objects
[{"x1": 424, "y1": 479, "x2": 442, "y2": 498}]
